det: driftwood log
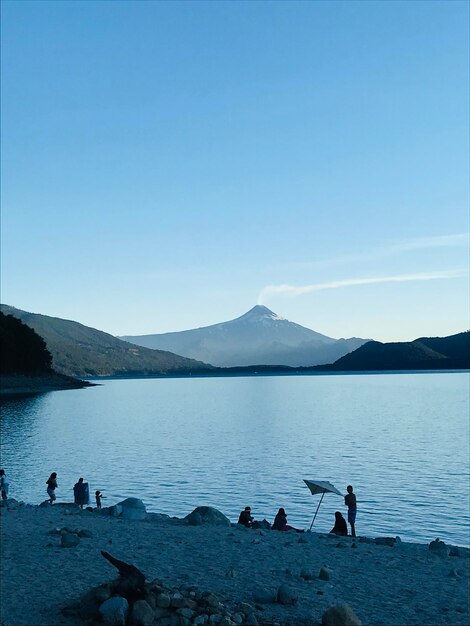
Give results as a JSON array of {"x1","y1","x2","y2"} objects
[{"x1": 101, "y1": 550, "x2": 146, "y2": 600}]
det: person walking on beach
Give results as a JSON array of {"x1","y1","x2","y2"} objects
[
  {"x1": 238, "y1": 506, "x2": 254, "y2": 528},
  {"x1": 272, "y1": 508, "x2": 304, "y2": 533},
  {"x1": 73, "y1": 477, "x2": 90, "y2": 509},
  {"x1": 344, "y1": 485, "x2": 357, "y2": 537},
  {"x1": 46, "y1": 472, "x2": 58, "y2": 503},
  {"x1": 0, "y1": 470, "x2": 9, "y2": 500}
]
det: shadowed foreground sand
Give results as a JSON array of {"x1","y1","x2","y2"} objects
[{"x1": 0, "y1": 501, "x2": 469, "y2": 626}]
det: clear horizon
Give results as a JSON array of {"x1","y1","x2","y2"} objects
[{"x1": 1, "y1": 1, "x2": 469, "y2": 341}]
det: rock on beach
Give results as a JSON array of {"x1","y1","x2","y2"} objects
[
  {"x1": 322, "y1": 604, "x2": 362, "y2": 625},
  {"x1": 185, "y1": 506, "x2": 231, "y2": 526}
]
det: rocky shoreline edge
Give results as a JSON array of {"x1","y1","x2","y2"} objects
[
  {"x1": 0, "y1": 373, "x2": 96, "y2": 396},
  {"x1": 1, "y1": 497, "x2": 469, "y2": 626}
]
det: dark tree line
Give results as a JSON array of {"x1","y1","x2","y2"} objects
[{"x1": 0, "y1": 311, "x2": 53, "y2": 374}]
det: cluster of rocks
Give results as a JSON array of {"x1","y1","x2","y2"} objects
[
  {"x1": 65, "y1": 573, "x2": 267, "y2": 626},
  {"x1": 47, "y1": 525, "x2": 93, "y2": 548},
  {"x1": 63, "y1": 549, "x2": 363, "y2": 626},
  {"x1": 66, "y1": 575, "x2": 362, "y2": 626}
]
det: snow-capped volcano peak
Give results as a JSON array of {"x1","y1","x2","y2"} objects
[{"x1": 239, "y1": 305, "x2": 286, "y2": 322}]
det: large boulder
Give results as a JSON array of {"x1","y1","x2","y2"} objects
[
  {"x1": 277, "y1": 584, "x2": 298, "y2": 605},
  {"x1": 185, "y1": 506, "x2": 230, "y2": 527},
  {"x1": 99, "y1": 596, "x2": 129, "y2": 626},
  {"x1": 322, "y1": 604, "x2": 362, "y2": 625},
  {"x1": 129, "y1": 599, "x2": 154, "y2": 626},
  {"x1": 116, "y1": 498, "x2": 146, "y2": 521}
]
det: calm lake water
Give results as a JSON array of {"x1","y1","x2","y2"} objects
[{"x1": 1, "y1": 372, "x2": 469, "y2": 546}]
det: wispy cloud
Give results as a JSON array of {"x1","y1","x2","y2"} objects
[
  {"x1": 258, "y1": 269, "x2": 468, "y2": 303},
  {"x1": 394, "y1": 233, "x2": 469, "y2": 251},
  {"x1": 285, "y1": 233, "x2": 470, "y2": 272}
]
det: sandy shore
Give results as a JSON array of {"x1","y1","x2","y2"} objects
[
  {"x1": 0, "y1": 500, "x2": 469, "y2": 626},
  {"x1": 0, "y1": 374, "x2": 94, "y2": 396}
]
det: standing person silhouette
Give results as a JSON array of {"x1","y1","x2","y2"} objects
[
  {"x1": 344, "y1": 485, "x2": 357, "y2": 537},
  {"x1": 0, "y1": 470, "x2": 9, "y2": 500},
  {"x1": 73, "y1": 477, "x2": 89, "y2": 509},
  {"x1": 46, "y1": 472, "x2": 58, "y2": 503},
  {"x1": 95, "y1": 490, "x2": 104, "y2": 509}
]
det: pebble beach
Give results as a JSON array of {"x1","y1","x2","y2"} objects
[{"x1": 1, "y1": 498, "x2": 469, "y2": 626}]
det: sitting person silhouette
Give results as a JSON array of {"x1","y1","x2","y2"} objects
[
  {"x1": 330, "y1": 511, "x2": 348, "y2": 536},
  {"x1": 272, "y1": 507, "x2": 303, "y2": 532},
  {"x1": 238, "y1": 506, "x2": 254, "y2": 528}
]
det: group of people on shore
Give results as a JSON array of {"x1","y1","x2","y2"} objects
[
  {"x1": 45, "y1": 472, "x2": 104, "y2": 509},
  {"x1": 2, "y1": 468, "x2": 357, "y2": 535},
  {"x1": 238, "y1": 485, "x2": 357, "y2": 536}
]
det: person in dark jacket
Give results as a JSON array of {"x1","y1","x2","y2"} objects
[
  {"x1": 238, "y1": 506, "x2": 254, "y2": 527},
  {"x1": 330, "y1": 511, "x2": 348, "y2": 536},
  {"x1": 272, "y1": 508, "x2": 303, "y2": 532},
  {"x1": 73, "y1": 477, "x2": 90, "y2": 509}
]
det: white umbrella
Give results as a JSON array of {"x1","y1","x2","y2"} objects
[{"x1": 304, "y1": 479, "x2": 342, "y2": 531}]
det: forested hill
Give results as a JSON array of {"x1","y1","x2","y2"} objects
[
  {"x1": 327, "y1": 331, "x2": 470, "y2": 371},
  {"x1": 0, "y1": 311, "x2": 53, "y2": 374},
  {"x1": 0, "y1": 305, "x2": 213, "y2": 377}
]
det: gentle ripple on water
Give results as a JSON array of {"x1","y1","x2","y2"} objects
[{"x1": 1, "y1": 372, "x2": 469, "y2": 546}]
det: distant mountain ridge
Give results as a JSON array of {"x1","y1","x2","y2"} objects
[
  {"x1": 121, "y1": 305, "x2": 369, "y2": 367},
  {"x1": 2, "y1": 304, "x2": 467, "y2": 377},
  {"x1": 328, "y1": 332, "x2": 470, "y2": 371},
  {"x1": 0, "y1": 305, "x2": 212, "y2": 377}
]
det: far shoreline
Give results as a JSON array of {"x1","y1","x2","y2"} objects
[
  {"x1": 1, "y1": 368, "x2": 466, "y2": 398},
  {"x1": 83, "y1": 368, "x2": 470, "y2": 382},
  {"x1": 0, "y1": 373, "x2": 96, "y2": 397}
]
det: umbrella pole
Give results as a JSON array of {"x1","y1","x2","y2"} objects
[{"x1": 309, "y1": 491, "x2": 325, "y2": 531}]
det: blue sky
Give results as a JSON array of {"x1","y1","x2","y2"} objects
[{"x1": 1, "y1": 0, "x2": 468, "y2": 341}]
